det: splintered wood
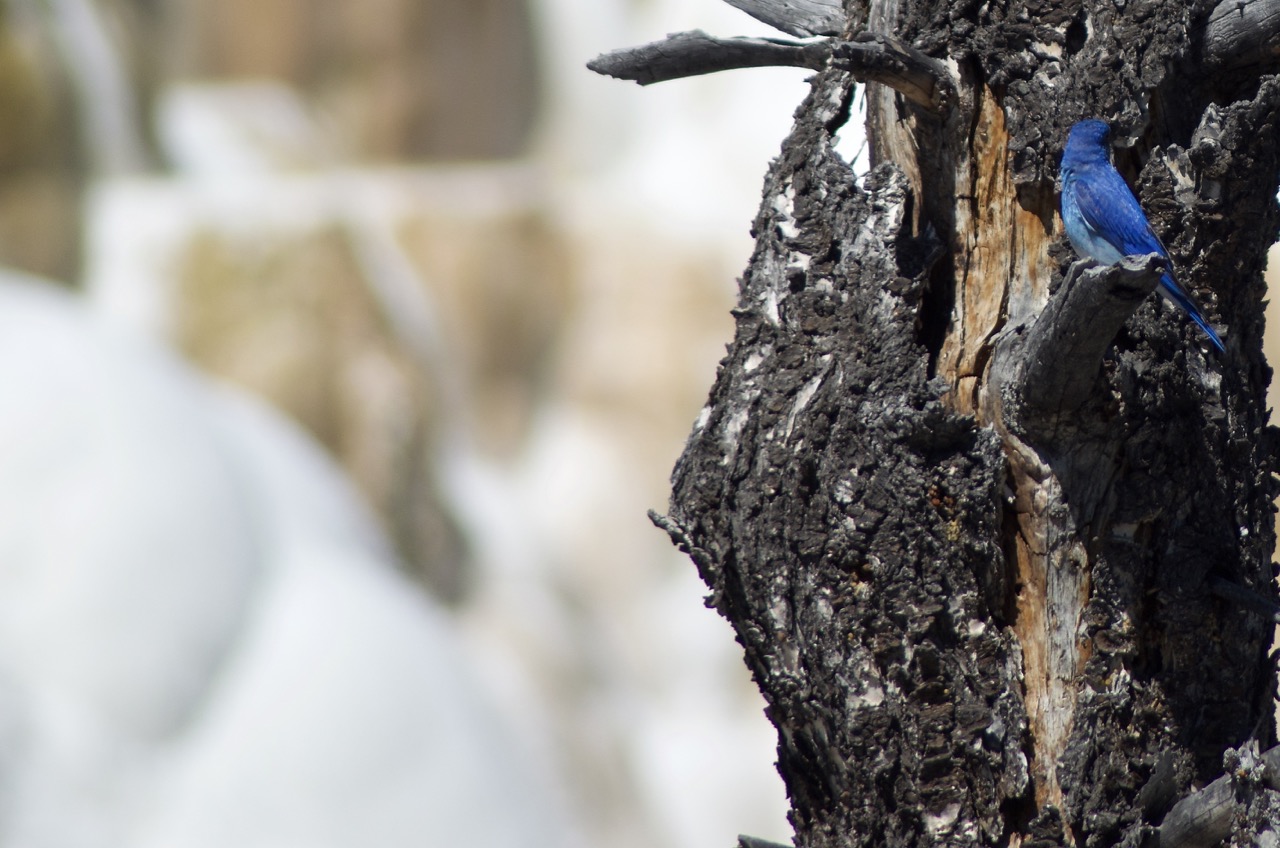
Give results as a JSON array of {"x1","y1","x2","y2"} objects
[
  {"x1": 941, "y1": 90, "x2": 1078, "y2": 812},
  {"x1": 940, "y1": 89, "x2": 1055, "y2": 416}
]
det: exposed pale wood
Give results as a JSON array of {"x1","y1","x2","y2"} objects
[
  {"x1": 721, "y1": 0, "x2": 844, "y2": 37},
  {"x1": 864, "y1": 0, "x2": 922, "y2": 227},
  {"x1": 1002, "y1": 484, "x2": 1089, "y2": 811},
  {"x1": 940, "y1": 87, "x2": 1054, "y2": 417}
]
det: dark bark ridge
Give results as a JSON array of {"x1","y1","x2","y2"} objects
[{"x1": 593, "y1": 0, "x2": 1280, "y2": 845}]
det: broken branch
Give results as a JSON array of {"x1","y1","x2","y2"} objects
[
  {"x1": 587, "y1": 30, "x2": 830, "y2": 86},
  {"x1": 1156, "y1": 744, "x2": 1280, "y2": 847},
  {"x1": 830, "y1": 34, "x2": 955, "y2": 111},
  {"x1": 589, "y1": 30, "x2": 957, "y2": 116},
  {"x1": 989, "y1": 254, "x2": 1164, "y2": 441}
]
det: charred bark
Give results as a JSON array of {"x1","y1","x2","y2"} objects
[{"x1": 596, "y1": 0, "x2": 1280, "y2": 845}]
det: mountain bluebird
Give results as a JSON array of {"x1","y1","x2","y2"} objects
[{"x1": 1060, "y1": 119, "x2": 1225, "y2": 353}]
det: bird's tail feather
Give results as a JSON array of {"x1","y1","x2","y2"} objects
[{"x1": 1158, "y1": 273, "x2": 1225, "y2": 353}]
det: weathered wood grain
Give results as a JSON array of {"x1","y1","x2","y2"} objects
[
  {"x1": 1202, "y1": 0, "x2": 1280, "y2": 72},
  {"x1": 721, "y1": 0, "x2": 845, "y2": 37},
  {"x1": 587, "y1": 31, "x2": 829, "y2": 85}
]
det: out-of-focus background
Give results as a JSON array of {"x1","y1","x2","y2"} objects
[
  {"x1": 0, "y1": 1, "x2": 1273, "y2": 847},
  {"x1": 0, "y1": 1, "x2": 841, "y2": 846}
]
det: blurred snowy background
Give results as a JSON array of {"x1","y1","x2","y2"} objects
[
  {"x1": 0, "y1": 0, "x2": 844, "y2": 846},
  {"x1": 4, "y1": 2, "x2": 1276, "y2": 848}
]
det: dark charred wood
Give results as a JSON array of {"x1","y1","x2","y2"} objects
[
  {"x1": 601, "y1": 1, "x2": 1280, "y2": 846},
  {"x1": 1207, "y1": 575, "x2": 1280, "y2": 625}
]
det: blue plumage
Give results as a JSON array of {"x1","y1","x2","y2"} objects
[{"x1": 1060, "y1": 119, "x2": 1225, "y2": 353}]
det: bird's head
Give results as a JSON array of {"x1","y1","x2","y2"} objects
[{"x1": 1063, "y1": 118, "x2": 1113, "y2": 168}]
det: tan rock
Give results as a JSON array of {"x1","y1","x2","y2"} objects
[{"x1": 0, "y1": 12, "x2": 84, "y2": 280}]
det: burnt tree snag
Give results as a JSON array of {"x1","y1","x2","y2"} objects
[{"x1": 594, "y1": 0, "x2": 1280, "y2": 845}]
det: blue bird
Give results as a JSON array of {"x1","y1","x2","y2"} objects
[{"x1": 1060, "y1": 118, "x2": 1225, "y2": 353}]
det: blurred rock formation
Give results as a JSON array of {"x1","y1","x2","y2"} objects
[
  {"x1": 162, "y1": 158, "x2": 572, "y2": 601},
  {"x1": 0, "y1": 2, "x2": 85, "y2": 280},
  {"x1": 118, "y1": 0, "x2": 540, "y2": 160}
]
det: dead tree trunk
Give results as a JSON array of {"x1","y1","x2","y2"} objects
[{"x1": 593, "y1": 1, "x2": 1280, "y2": 844}]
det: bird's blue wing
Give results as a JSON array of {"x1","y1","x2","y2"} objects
[
  {"x1": 1069, "y1": 166, "x2": 1166, "y2": 259},
  {"x1": 1062, "y1": 154, "x2": 1226, "y2": 353}
]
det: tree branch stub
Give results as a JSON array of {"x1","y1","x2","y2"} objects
[
  {"x1": 829, "y1": 33, "x2": 954, "y2": 112},
  {"x1": 1201, "y1": 0, "x2": 1280, "y2": 73},
  {"x1": 988, "y1": 253, "x2": 1165, "y2": 442},
  {"x1": 586, "y1": 30, "x2": 831, "y2": 86},
  {"x1": 1155, "y1": 743, "x2": 1280, "y2": 847}
]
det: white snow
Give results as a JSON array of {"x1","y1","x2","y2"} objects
[{"x1": 0, "y1": 274, "x2": 574, "y2": 848}]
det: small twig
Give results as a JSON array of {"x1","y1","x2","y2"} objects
[
  {"x1": 721, "y1": 0, "x2": 844, "y2": 37},
  {"x1": 1207, "y1": 575, "x2": 1280, "y2": 624},
  {"x1": 588, "y1": 30, "x2": 830, "y2": 86}
]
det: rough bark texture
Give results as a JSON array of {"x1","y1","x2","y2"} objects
[
  {"x1": 665, "y1": 106, "x2": 1027, "y2": 843},
  {"x1": 634, "y1": 0, "x2": 1280, "y2": 845}
]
